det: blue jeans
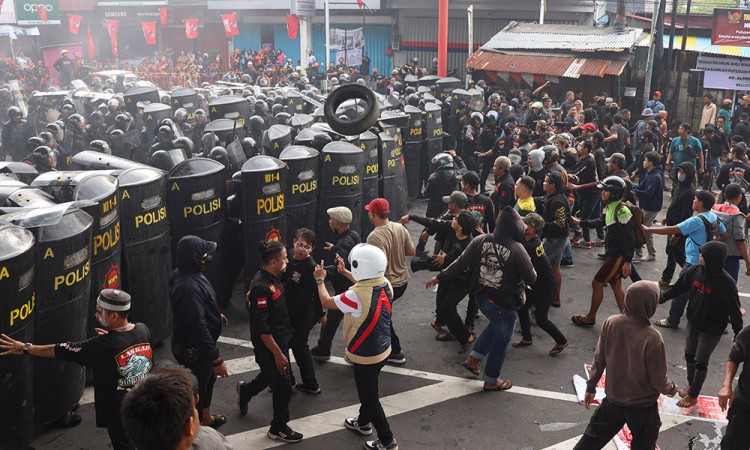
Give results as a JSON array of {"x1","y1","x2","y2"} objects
[
  {"x1": 667, "y1": 263, "x2": 693, "y2": 326},
  {"x1": 579, "y1": 192, "x2": 603, "y2": 242},
  {"x1": 725, "y1": 257, "x2": 740, "y2": 282},
  {"x1": 562, "y1": 240, "x2": 573, "y2": 263},
  {"x1": 469, "y1": 295, "x2": 518, "y2": 383}
]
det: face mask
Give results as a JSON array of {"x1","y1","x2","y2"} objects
[{"x1": 678, "y1": 173, "x2": 686, "y2": 182}]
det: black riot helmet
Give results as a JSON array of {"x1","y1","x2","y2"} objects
[
  {"x1": 404, "y1": 86, "x2": 417, "y2": 96},
  {"x1": 174, "y1": 136, "x2": 194, "y2": 158},
  {"x1": 26, "y1": 136, "x2": 46, "y2": 152},
  {"x1": 311, "y1": 132, "x2": 332, "y2": 152},
  {"x1": 60, "y1": 103, "x2": 76, "y2": 119},
  {"x1": 89, "y1": 140, "x2": 111, "y2": 154},
  {"x1": 46, "y1": 122, "x2": 64, "y2": 141},
  {"x1": 97, "y1": 103, "x2": 109, "y2": 114},
  {"x1": 90, "y1": 110, "x2": 104, "y2": 125},
  {"x1": 39, "y1": 131, "x2": 55, "y2": 147},
  {"x1": 407, "y1": 93, "x2": 420, "y2": 107},
  {"x1": 32, "y1": 146, "x2": 57, "y2": 168},
  {"x1": 254, "y1": 100, "x2": 268, "y2": 114},
  {"x1": 240, "y1": 137, "x2": 258, "y2": 158},
  {"x1": 194, "y1": 108, "x2": 207, "y2": 125},
  {"x1": 271, "y1": 103, "x2": 284, "y2": 115},
  {"x1": 8, "y1": 106, "x2": 23, "y2": 119},
  {"x1": 275, "y1": 112, "x2": 291, "y2": 126},
  {"x1": 67, "y1": 113, "x2": 86, "y2": 130},
  {"x1": 157, "y1": 125, "x2": 174, "y2": 138},
  {"x1": 208, "y1": 146, "x2": 230, "y2": 168},
  {"x1": 114, "y1": 113, "x2": 130, "y2": 131},
  {"x1": 392, "y1": 81, "x2": 403, "y2": 93},
  {"x1": 174, "y1": 108, "x2": 189, "y2": 123},
  {"x1": 249, "y1": 115, "x2": 265, "y2": 136}
]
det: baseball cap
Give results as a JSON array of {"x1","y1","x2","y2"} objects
[
  {"x1": 364, "y1": 198, "x2": 390, "y2": 215},
  {"x1": 605, "y1": 152, "x2": 626, "y2": 167},
  {"x1": 654, "y1": 91, "x2": 662, "y2": 97},
  {"x1": 581, "y1": 123, "x2": 597, "y2": 132},
  {"x1": 532, "y1": 101, "x2": 544, "y2": 109},
  {"x1": 442, "y1": 190, "x2": 469, "y2": 208},
  {"x1": 97, "y1": 289, "x2": 131, "y2": 312},
  {"x1": 327, "y1": 206, "x2": 352, "y2": 224},
  {"x1": 61, "y1": 49, "x2": 68, "y2": 55},
  {"x1": 522, "y1": 213, "x2": 545, "y2": 234},
  {"x1": 494, "y1": 156, "x2": 511, "y2": 170},
  {"x1": 641, "y1": 108, "x2": 654, "y2": 116}
]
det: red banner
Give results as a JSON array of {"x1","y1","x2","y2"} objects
[
  {"x1": 357, "y1": 0, "x2": 365, "y2": 8},
  {"x1": 142, "y1": 21, "x2": 157, "y2": 45},
  {"x1": 159, "y1": 7, "x2": 167, "y2": 25},
  {"x1": 221, "y1": 12, "x2": 239, "y2": 37},
  {"x1": 35, "y1": 5, "x2": 47, "y2": 22},
  {"x1": 105, "y1": 19, "x2": 119, "y2": 58},
  {"x1": 68, "y1": 13, "x2": 81, "y2": 34},
  {"x1": 286, "y1": 13, "x2": 299, "y2": 40},
  {"x1": 185, "y1": 18, "x2": 198, "y2": 39},
  {"x1": 712, "y1": 8, "x2": 750, "y2": 47},
  {"x1": 87, "y1": 26, "x2": 94, "y2": 60}
]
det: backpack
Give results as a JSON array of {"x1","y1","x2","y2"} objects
[
  {"x1": 729, "y1": 166, "x2": 750, "y2": 194},
  {"x1": 616, "y1": 201, "x2": 646, "y2": 248},
  {"x1": 697, "y1": 214, "x2": 720, "y2": 242}
]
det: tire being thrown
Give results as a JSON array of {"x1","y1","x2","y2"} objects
[{"x1": 323, "y1": 84, "x2": 380, "y2": 136}]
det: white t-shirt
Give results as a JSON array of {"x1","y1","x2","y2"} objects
[{"x1": 334, "y1": 290, "x2": 363, "y2": 318}]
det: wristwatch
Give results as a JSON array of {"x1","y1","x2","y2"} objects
[
  {"x1": 22, "y1": 343, "x2": 31, "y2": 355},
  {"x1": 316, "y1": 278, "x2": 324, "y2": 285}
]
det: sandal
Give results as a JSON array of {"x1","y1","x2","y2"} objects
[
  {"x1": 549, "y1": 342, "x2": 569, "y2": 355},
  {"x1": 436, "y1": 333, "x2": 456, "y2": 341},
  {"x1": 430, "y1": 320, "x2": 445, "y2": 332},
  {"x1": 206, "y1": 414, "x2": 227, "y2": 429},
  {"x1": 571, "y1": 315, "x2": 595, "y2": 327},
  {"x1": 483, "y1": 379, "x2": 512, "y2": 391},
  {"x1": 654, "y1": 319, "x2": 677, "y2": 329},
  {"x1": 461, "y1": 361, "x2": 480, "y2": 377},
  {"x1": 512, "y1": 339, "x2": 533, "y2": 348}
]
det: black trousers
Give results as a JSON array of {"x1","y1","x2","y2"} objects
[
  {"x1": 390, "y1": 284, "x2": 407, "y2": 354},
  {"x1": 435, "y1": 281, "x2": 471, "y2": 344},
  {"x1": 248, "y1": 336, "x2": 293, "y2": 429},
  {"x1": 177, "y1": 358, "x2": 216, "y2": 420},
  {"x1": 574, "y1": 398, "x2": 661, "y2": 450},
  {"x1": 354, "y1": 361, "x2": 394, "y2": 445},
  {"x1": 317, "y1": 308, "x2": 344, "y2": 354},
  {"x1": 721, "y1": 402, "x2": 750, "y2": 450},
  {"x1": 661, "y1": 236, "x2": 686, "y2": 282},
  {"x1": 106, "y1": 415, "x2": 135, "y2": 450},
  {"x1": 518, "y1": 291, "x2": 566, "y2": 344},
  {"x1": 289, "y1": 313, "x2": 318, "y2": 387}
]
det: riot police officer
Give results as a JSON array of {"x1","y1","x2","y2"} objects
[
  {"x1": 174, "y1": 108, "x2": 192, "y2": 134},
  {"x1": 104, "y1": 98, "x2": 121, "y2": 128},
  {"x1": 89, "y1": 111, "x2": 108, "y2": 142},
  {"x1": 106, "y1": 114, "x2": 131, "y2": 136},
  {"x1": 89, "y1": 140, "x2": 112, "y2": 155},
  {"x1": 32, "y1": 145, "x2": 58, "y2": 173},
  {"x1": 191, "y1": 108, "x2": 208, "y2": 154},
  {"x1": 1, "y1": 106, "x2": 34, "y2": 161},
  {"x1": 461, "y1": 112, "x2": 483, "y2": 173},
  {"x1": 65, "y1": 114, "x2": 91, "y2": 156}
]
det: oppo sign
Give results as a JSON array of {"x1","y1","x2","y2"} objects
[
  {"x1": 23, "y1": 3, "x2": 53, "y2": 11},
  {"x1": 16, "y1": 0, "x2": 60, "y2": 23}
]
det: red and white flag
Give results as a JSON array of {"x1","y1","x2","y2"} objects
[
  {"x1": 185, "y1": 18, "x2": 198, "y2": 39},
  {"x1": 141, "y1": 21, "x2": 156, "y2": 45},
  {"x1": 159, "y1": 7, "x2": 167, "y2": 25},
  {"x1": 221, "y1": 12, "x2": 239, "y2": 37},
  {"x1": 357, "y1": 0, "x2": 365, "y2": 8},
  {"x1": 105, "y1": 19, "x2": 119, "y2": 58},
  {"x1": 35, "y1": 5, "x2": 47, "y2": 22},
  {"x1": 87, "y1": 26, "x2": 95, "y2": 59},
  {"x1": 286, "y1": 13, "x2": 299, "y2": 39},
  {"x1": 68, "y1": 13, "x2": 81, "y2": 34}
]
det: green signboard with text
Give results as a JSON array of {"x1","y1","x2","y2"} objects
[{"x1": 15, "y1": 0, "x2": 60, "y2": 25}]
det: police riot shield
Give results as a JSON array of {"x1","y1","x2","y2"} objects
[
  {"x1": 171, "y1": 88, "x2": 199, "y2": 120},
  {"x1": 402, "y1": 105, "x2": 423, "y2": 198},
  {"x1": 167, "y1": 158, "x2": 229, "y2": 305},
  {"x1": 225, "y1": 137, "x2": 248, "y2": 174},
  {"x1": 124, "y1": 86, "x2": 160, "y2": 117},
  {"x1": 262, "y1": 125, "x2": 292, "y2": 158},
  {"x1": 204, "y1": 118, "x2": 242, "y2": 147},
  {"x1": 467, "y1": 89, "x2": 485, "y2": 112},
  {"x1": 285, "y1": 90, "x2": 304, "y2": 115},
  {"x1": 378, "y1": 131, "x2": 408, "y2": 222},
  {"x1": 241, "y1": 156, "x2": 287, "y2": 286},
  {"x1": 148, "y1": 149, "x2": 187, "y2": 172},
  {"x1": 423, "y1": 102, "x2": 444, "y2": 171},
  {"x1": 289, "y1": 114, "x2": 313, "y2": 141},
  {"x1": 0, "y1": 162, "x2": 38, "y2": 185},
  {"x1": 73, "y1": 150, "x2": 149, "y2": 171},
  {"x1": 31, "y1": 172, "x2": 122, "y2": 338},
  {"x1": 448, "y1": 88, "x2": 471, "y2": 140},
  {"x1": 109, "y1": 129, "x2": 144, "y2": 160},
  {"x1": 359, "y1": 131, "x2": 379, "y2": 238},
  {"x1": 0, "y1": 185, "x2": 56, "y2": 208},
  {"x1": 404, "y1": 74, "x2": 419, "y2": 90},
  {"x1": 118, "y1": 167, "x2": 172, "y2": 344},
  {"x1": 434, "y1": 77, "x2": 462, "y2": 102},
  {"x1": 418, "y1": 75, "x2": 441, "y2": 96},
  {"x1": 33, "y1": 208, "x2": 93, "y2": 424},
  {"x1": 279, "y1": 145, "x2": 319, "y2": 254},
  {"x1": 143, "y1": 103, "x2": 173, "y2": 138},
  {"x1": 0, "y1": 224, "x2": 35, "y2": 449},
  {"x1": 317, "y1": 142, "x2": 363, "y2": 264},
  {"x1": 312, "y1": 107, "x2": 326, "y2": 123},
  {"x1": 209, "y1": 96, "x2": 251, "y2": 128}
]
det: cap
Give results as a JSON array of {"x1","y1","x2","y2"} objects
[
  {"x1": 654, "y1": 91, "x2": 662, "y2": 97},
  {"x1": 610, "y1": 102, "x2": 619, "y2": 109},
  {"x1": 97, "y1": 289, "x2": 131, "y2": 312},
  {"x1": 327, "y1": 206, "x2": 353, "y2": 224},
  {"x1": 723, "y1": 99, "x2": 733, "y2": 105},
  {"x1": 442, "y1": 190, "x2": 469, "y2": 208},
  {"x1": 461, "y1": 170, "x2": 480, "y2": 186},
  {"x1": 494, "y1": 156, "x2": 511, "y2": 170},
  {"x1": 581, "y1": 123, "x2": 597, "y2": 132},
  {"x1": 744, "y1": 95, "x2": 750, "y2": 102},
  {"x1": 61, "y1": 49, "x2": 68, "y2": 55},
  {"x1": 522, "y1": 213, "x2": 545, "y2": 234},
  {"x1": 365, "y1": 198, "x2": 390, "y2": 215},
  {"x1": 641, "y1": 108, "x2": 654, "y2": 116},
  {"x1": 532, "y1": 101, "x2": 544, "y2": 109},
  {"x1": 605, "y1": 152, "x2": 626, "y2": 167}
]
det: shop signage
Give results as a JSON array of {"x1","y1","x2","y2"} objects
[
  {"x1": 97, "y1": 0, "x2": 165, "y2": 7},
  {"x1": 16, "y1": 0, "x2": 59, "y2": 25},
  {"x1": 208, "y1": 0, "x2": 379, "y2": 10},
  {"x1": 712, "y1": 8, "x2": 750, "y2": 47},
  {"x1": 696, "y1": 54, "x2": 750, "y2": 90}
]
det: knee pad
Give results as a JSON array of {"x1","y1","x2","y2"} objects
[
  {"x1": 695, "y1": 362, "x2": 708, "y2": 371},
  {"x1": 685, "y1": 353, "x2": 696, "y2": 364}
]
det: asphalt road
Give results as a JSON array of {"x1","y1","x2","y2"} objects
[{"x1": 30, "y1": 189, "x2": 744, "y2": 450}]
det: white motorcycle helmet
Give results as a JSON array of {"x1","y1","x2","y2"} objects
[{"x1": 348, "y1": 244, "x2": 387, "y2": 281}]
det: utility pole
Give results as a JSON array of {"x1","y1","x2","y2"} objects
[
  {"x1": 539, "y1": 0, "x2": 545, "y2": 24},
  {"x1": 467, "y1": 5, "x2": 473, "y2": 89},
  {"x1": 437, "y1": 0, "x2": 448, "y2": 77},
  {"x1": 673, "y1": 0, "x2": 692, "y2": 117},
  {"x1": 325, "y1": 0, "x2": 330, "y2": 87},
  {"x1": 663, "y1": 0, "x2": 678, "y2": 105},
  {"x1": 643, "y1": 0, "x2": 661, "y2": 109}
]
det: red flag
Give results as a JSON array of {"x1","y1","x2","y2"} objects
[
  {"x1": 35, "y1": 5, "x2": 48, "y2": 22},
  {"x1": 185, "y1": 18, "x2": 198, "y2": 39},
  {"x1": 87, "y1": 26, "x2": 94, "y2": 60},
  {"x1": 141, "y1": 21, "x2": 157, "y2": 45},
  {"x1": 357, "y1": 0, "x2": 365, "y2": 8},
  {"x1": 68, "y1": 13, "x2": 81, "y2": 34},
  {"x1": 105, "y1": 19, "x2": 119, "y2": 58},
  {"x1": 221, "y1": 12, "x2": 239, "y2": 37},
  {"x1": 286, "y1": 13, "x2": 299, "y2": 40},
  {"x1": 159, "y1": 7, "x2": 167, "y2": 25}
]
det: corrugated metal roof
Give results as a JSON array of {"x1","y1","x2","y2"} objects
[
  {"x1": 480, "y1": 22, "x2": 644, "y2": 52},
  {"x1": 638, "y1": 33, "x2": 750, "y2": 58},
  {"x1": 466, "y1": 51, "x2": 628, "y2": 78}
]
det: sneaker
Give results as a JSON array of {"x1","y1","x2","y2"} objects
[
  {"x1": 387, "y1": 351, "x2": 406, "y2": 365},
  {"x1": 597, "y1": 253, "x2": 606, "y2": 260},
  {"x1": 295, "y1": 383, "x2": 322, "y2": 395},
  {"x1": 560, "y1": 260, "x2": 574, "y2": 268},
  {"x1": 237, "y1": 381, "x2": 252, "y2": 416},
  {"x1": 632, "y1": 255, "x2": 644, "y2": 263},
  {"x1": 267, "y1": 425, "x2": 304, "y2": 443},
  {"x1": 643, "y1": 255, "x2": 656, "y2": 262},
  {"x1": 345, "y1": 417, "x2": 373, "y2": 436},
  {"x1": 571, "y1": 239, "x2": 591, "y2": 248},
  {"x1": 311, "y1": 346, "x2": 331, "y2": 361},
  {"x1": 364, "y1": 438, "x2": 399, "y2": 450},
  {"x1": 593, "y1": 238, "x2": 606, "y2": 247}
]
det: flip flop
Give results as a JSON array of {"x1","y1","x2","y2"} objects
[
  {"x1": 430, "y1": 321, "x2": 445, "y2": 332},
  {"x1": 512, "y1": 339, "x2": 533, "y2": 348},
  {"x1": 207, "y1": 414, "x2": 227, "y2": 429},
  {"x1": 571, "y1": 315, "x2": 595, "y2": 327},
  {"x1": 461, "y1": 361, "x2": 480, "y2": 377},
  {"x1": 483, "y1": 380, "x2": 512, "y2": 391},
  {"x1": 653, "y1": 319, "x2": 677, "y2": 329},
  {"x1": 549, "y1": 342, "x2": 569, "y2": 355}
]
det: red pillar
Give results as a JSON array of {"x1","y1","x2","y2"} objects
[{"x1": 438, "y1": 0, "x2": 449, "y2": 77}]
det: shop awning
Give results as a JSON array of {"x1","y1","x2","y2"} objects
[
  {"x1": 466, "y1": 50, "x2": 628, "y2": 78},
  {"x1": 638, "y1": 33, "x2": 750, "y2": 58}
]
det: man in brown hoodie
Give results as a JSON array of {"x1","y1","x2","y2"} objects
[{"x1": 575, "y1": 281, "x2": 679, "y2": 449}]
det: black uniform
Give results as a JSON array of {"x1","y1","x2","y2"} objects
[
  {"x1": 55, "y1": 323, "x2": 152, "y2": 450},
  {"x1": 244, "y1": 268, "x2": 294, "y2": 429},
  {"x1": 461, "y1": 123, "x2": 481, "y2": 173},
  {"x1": 169, "y1": 236, "x2": 222, "y2": 419},
  {"x1": 1, "y1": 119, "x2": 34, "y2": 161}
]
